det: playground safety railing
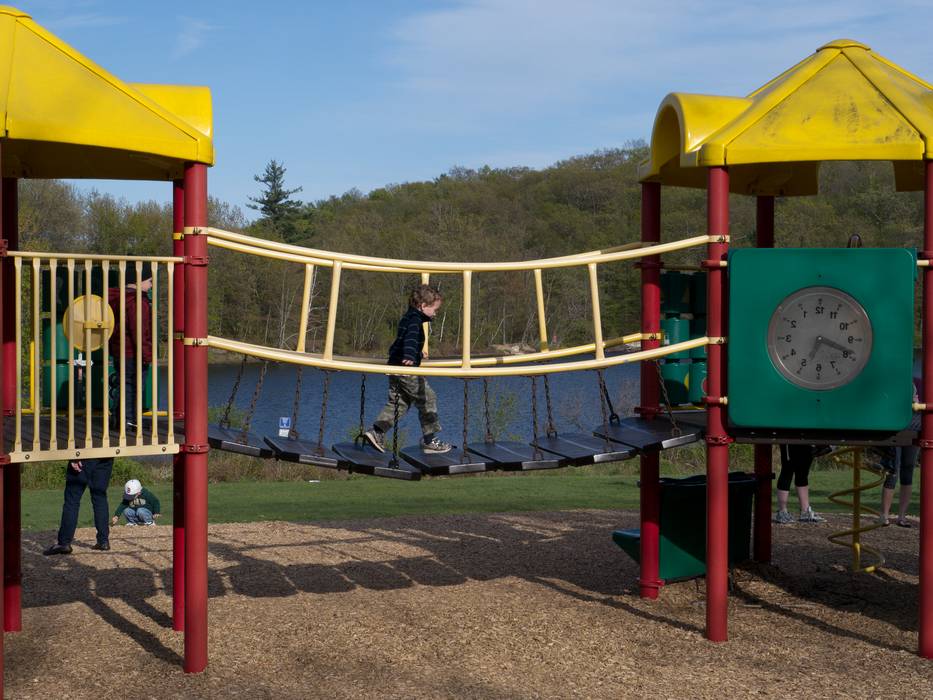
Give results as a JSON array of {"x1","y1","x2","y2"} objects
[
  {"x1": 205, "y1": 226, "x2": 720, "y2": 375},
  {"x1": 3, "y1": 251, "x2": 184, "y2": 464}
]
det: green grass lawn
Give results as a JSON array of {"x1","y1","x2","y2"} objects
[{"x1": 19, "y1": 467, "x2": 919, "y2": 532}]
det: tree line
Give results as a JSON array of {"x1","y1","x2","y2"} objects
[{"x1": 18, "y1": 144, "x2": 925, "y2": 358}]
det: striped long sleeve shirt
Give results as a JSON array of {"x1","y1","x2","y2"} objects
[{"x1": 387, "y1": 306, "x2": 431, "y2": 366}]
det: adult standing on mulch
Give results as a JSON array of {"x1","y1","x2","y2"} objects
[{"x1": 42, "y1": 264, "x2": 153, "y2": 555}]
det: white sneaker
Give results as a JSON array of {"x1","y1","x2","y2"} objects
[
  {"x1": 773, "y1": 510, "x2": 794, "y2": 524},
  {"x1": 422, "y1": 438, "x2": 452, "y2": 453},
  {"x1": 125, "y1": 522, "x2": 138, "y2": 527},
  {"x1": 799, "y1": 507, "x2": 826, "y2": 523}
]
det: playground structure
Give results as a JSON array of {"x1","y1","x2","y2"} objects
[{"x1": 0, "y1": 6, "x2": 930, "y2": 693}]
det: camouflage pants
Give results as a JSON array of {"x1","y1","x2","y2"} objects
[{"x1": 373, "y1": 375, "x2": 441, "y2": 437}]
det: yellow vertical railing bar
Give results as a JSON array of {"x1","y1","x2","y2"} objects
[
  {"x1": 150, "y1": 263, "x2": 159, "y2": 444},
  {"x1": 135, "y1": 261, "x2": 142, "y2": 446},
  {"x1": 13, "y1": 257, "x2": 22, "y2": 452},
  {"x1": 297, "y1": 263, "x2": 315, "y2": 353},
  {"x1": 49, "y1": 260, "x2": 57, "y2": 449},
  {"x1": 852, "y1": 450, "x2": 862, "y2": 571},
  {"x1": 462, "y1": 270, "x2": 472, "y2": 368},
  {"x1": 101, "y1": 261, "x2": 110, "y2": 448},
  {"x1": 588, "y1": 263, "x2": 605, "y2": 361},
  {"x1": 323, "y1": 261, "x2": 342, "y2": 361},
  {"x1": 118, "y1": 261, "x2": 126, "y2": 447},
  {"x1": 31, "y1": 259, "x2": 40, "y2": 451},
  {"x1": 84, "y1": 261, "x2": 93, "y2": 448},
  {"x1": 534, "y1": 268, "x2": 549, "y2": 352},
  {"x1": 66, "y1": 259, "x2": 75, "y2": 450},
  {"x1": 421, "y1": 272, "x2": 430, "y2": 358},
  {"x1": 166, "y1": 263, "x2": 175, "y2": 443}
]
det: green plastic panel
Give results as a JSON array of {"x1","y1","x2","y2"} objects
[{"x1": 728, "y1": 248, "x2": 915, "y2": 430}]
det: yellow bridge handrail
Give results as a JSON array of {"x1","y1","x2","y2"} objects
[
  {"x1": 207, "y1": 334, "x2": 711, "y2": 377},
  {"x1": 204, "y1": 226, "x2": 714, "y2": 273}
]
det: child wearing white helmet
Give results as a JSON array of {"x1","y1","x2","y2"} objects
[{"x1": 111, "y1": 479, "x2": 161, "y2": 526}]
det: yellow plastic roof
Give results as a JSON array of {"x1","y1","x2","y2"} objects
[
  {"x1": 639, "y1": 39, "x2": 933, "y2": 195},
  {"x1": 0, "y1": 6, "x2": 213, "y2": 180}
]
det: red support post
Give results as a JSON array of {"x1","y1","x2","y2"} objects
[
  {"x1": 2, "y1": 176, "x2": 19, "y2": 633},
  {"x1": 705, "y1": 166, "x2": 730, "y2": 642},
  {"x1": 920, "y1": 159, "x2": 933, "y2": 658},
  {"x1": 753, "y1": 195, "x2": 774, "y2": 563},
  {"x1": 639, "y1": 181, "x2": 662, "y2": 598},
  {"x1": 0, "y1": 158, "x2": 5, "y2": 700},
  {"x1": 183, "y1": 163, "x2": 209, "y2": 673},
  {"x1": 172, "y1": 179, "x2": 186, "y2": 633}
]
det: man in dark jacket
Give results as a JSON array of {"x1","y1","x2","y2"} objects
[{"x1": 365, "y1": 284, "x2": 451, "y2": 454}]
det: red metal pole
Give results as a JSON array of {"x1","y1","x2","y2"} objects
[
  {"x1": 0, "y1": 159, "x2": 6, "y2": 700},
  {"x1": 183, "y1": 163, "x2": 209, "y2": 673},
  {"x1": 705, "y1": 166, "x2": 731, "y2": 642},
  {"x1": 172, "y1": 179, "x2": 186, "y2": 633},
  {"x1": 753, "y1": 195, "x2": 774, "y2": 564},
  {"x1": 2, "y1": 177, "x2": 20, "y2": 633},
  {"x1": 639, "y1": 181, "x2": 662, "y2": 598},
  {"x1": 920, "y1": 159, "x2": 933, "y2": 658}
]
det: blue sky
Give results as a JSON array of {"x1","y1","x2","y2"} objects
[{"x1": 21, "y1": 0, "x2": 933, "y2": 217}]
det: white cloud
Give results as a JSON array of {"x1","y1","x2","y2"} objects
[{"x1": 171, "y1": 17, "x2": 216, "y2": 61}]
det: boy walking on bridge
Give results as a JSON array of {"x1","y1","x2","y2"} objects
[{"x1": 365, "y1": 284, "x2": 451, "y2": 454}]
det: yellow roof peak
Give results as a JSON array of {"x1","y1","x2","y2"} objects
[
  {"x1": 0, "y1": 6, "x2": 29, "y2": 18},
  {"x1": 819, "y1": 38, "x2": 870, "y2": 51}
]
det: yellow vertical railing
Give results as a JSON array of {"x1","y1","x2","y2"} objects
[
  {"x1": 31, "y1": 259, "x2": 40, "y2": 451},
  {"x1": 13, "y1": 257, "x2": 22, "y2": 452},
  {"x1": 167, "y1": 262, "x2": 175, "y2": 443},
  {"x1": 66, "y1": 259, "x2": 75, "y2": 450},
  {"x1": 101, "y1": 261, "x2": 110, "y2": 448},
  {"x1": 150, "y1": 263, "x2": 159, "y2": 443},
  {"x1": 462, "y1": 270, "x2": 472, "y2": 368},
  {"x1": 117, "y1": 261, "x2": 126, "y2": 447},
  {"x1": 84, "y1": 261, "x2": 93, "y2": 449},
  {"x1": 421, "y1": 272, "x2": 430, "y2": 357},
  {"x1": 135, "y1": 261, "x2": 143, "y2": 446},
  {"x1": 534, "y1": 268, "x2": 548, "y2": 352},
  {"x1": 297, "y1": 263, "x2": 315, "y2": 353},
  {"x1": 588, "y1": 263, "x2": 605, "y2": 361},
  {"x1": 49, "y1": 260, "x2": 57, "y2": 449},
  {"x1": 323, "y1": 261, "x2": 342, "y2": 361}
]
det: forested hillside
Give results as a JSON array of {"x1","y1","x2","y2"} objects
[{"x1": 18, "y1": 142, "x2": 924, "y2": 357}]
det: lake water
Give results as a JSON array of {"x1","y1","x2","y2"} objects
[{"x1": 156, "y1": 358, "x2": 643, "y2": 447}]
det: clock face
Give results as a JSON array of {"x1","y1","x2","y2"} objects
[{"x1": 767, "y1": 286, "x2": 873, "y2": 390}]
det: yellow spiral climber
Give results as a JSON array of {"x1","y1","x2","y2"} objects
[{"x1": 827, "y1": 447, "x2": 886, "y2": 573}]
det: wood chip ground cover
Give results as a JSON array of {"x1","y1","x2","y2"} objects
[{"x1": 8, "y1": 510, "x2": 930, "y2": 699}]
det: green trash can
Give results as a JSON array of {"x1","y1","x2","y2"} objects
[
  {"x1": 689, "y1": 316, "x2": 707, "y2": 359},
  {"x1": 690, "y1": 271, "x2": 707, "y2": 316},
  {"x1": 659, "y1": 360, "x2": 689, "y2": 405},
  {"x1": 660, "y1": 317, "x2": 690, "y2": 359},
  {"x1": 660, "y1": 270, "x2": 689, "y2": 315},
  {"x1": 688, "y1": 360, "x2": 707, "y2": 404},
  {"x1": 613, "y1": 471, "x2": 757, "y2": 582}
]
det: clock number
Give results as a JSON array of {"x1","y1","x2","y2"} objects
[
  {"x1": 843, "y1": 350, "x2": 850, "y2": 358},
  {"x1": 790, "y1": 348, "x2": 796, "y2": 356},
  {"x1": 785, "y1": 334, "x2": 792, "y2": 342},
  {"x1": 815, "y1": 305, "x2": 824, "y2": 315},
  {"x1": 839, "y1": 322, "x2": 848, "y2": 331},
  {"x1": 816, "y1": 363, "x2": 822, "y2": 372},
  {"x1": 848, "y1": 335, "x2": 854, "y2": 344},
  {"x1": 790, "y1": 320, "x2": 797, "y2": 328},
  {"x1": 800, "y1": 359, "x2": 807, "y2": 367},
  {"x1": 830, "y1": 311, "x2": 838, "y2": 319}
]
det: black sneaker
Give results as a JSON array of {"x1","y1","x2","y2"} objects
[
  {"x1": 43, "y1": 543, "x2": 72, "y2": 556},
  {"x1": 364, "y1": 429, "x2": 386, "y2": 453},
  {"x1": 92, "y1": 542, "x2": 111, "y2": 551}
]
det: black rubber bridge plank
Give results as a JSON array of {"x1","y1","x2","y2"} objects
[
  {"x1": 332, "y1": 441, "x2": 421, "y2": 481},
  {"x1": 592, "y1": 416, "x2": 702, "y2": 453},
  {"x1": 465, "y1": 440, "x2": 562, "y2": 471},
  {"x1": 264, "y1": 435, "x2": 341, "y2": 469},
  {"x1": 532, "y1": 432, "x2": 636, "y2": 466},
  {"x1": 207, "y1": 424, "x2": 274, "y2": 458},
  {"x1": 399, "y1": 445, "x2": 488, "y2": 476}
]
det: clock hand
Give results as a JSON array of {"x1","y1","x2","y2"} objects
[
  {"x1": 808, "y1": 336, "x2": 823, "y2": 360},
  {"x1": 821, "y1": 338, "x2": 849, "y2": 353}
]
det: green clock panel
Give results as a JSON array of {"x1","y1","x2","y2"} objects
[{"x1": 728, "y1": 248, "x2": 915, "y2": 431}]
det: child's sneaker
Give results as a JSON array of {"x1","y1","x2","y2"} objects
[
  {"x1": 773, "y1": 510, "x2": 794, "y2": 524},
  {"x1": 799, "y1": 507, "x2": 826, "y2": 523},
  {"x1": 422, "y1": 438, "x2": 452, "y2": 453},
  {"x1": 364, "y1": 429, "x2": 386, "y2": 453},
  {"x1": 878, "y1": 514, "x2": 890, "y2": 527}
]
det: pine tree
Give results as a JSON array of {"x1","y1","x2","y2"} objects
[{"x1": 247, "y1": 159, "x2": 303, "y2": 232}]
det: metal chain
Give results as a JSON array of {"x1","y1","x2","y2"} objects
[
  {"x1": 482, "y1": 377, "x2": 494, "y2": 443},
  {"x1": 220, "y1": 356, "x2": 247, "y2": 428},
  {"x1": 391, "y1": 391, "x2": 401, "y2": 466},
  {"x1": 596, "y1": 369, "x2": 612, "y2": 452},
  {"x1": 317, "y1": 370, "x2": 331, "y2": 454},
  {"x1": 355, "y1": 374, "x2": 367, "y2": 443},
  {"x1": 462, "y1": 379, "x2": 470, "y2": 461},
  {"x1": 597, "y1": 369, "x2": 620, "y2": 425},
  {"x1": 241, "y1": 361, "x2": 268, "y2": 439},
  {"x1": 289, "y1": 367, "x2": 303, "y2": 440},
  {"x1": 543, "y1": 374, "x2": 557, "y2": 438},
  {"x1": 653, "y1": 359, "x2": 681, "y2": 436},
  {"x1": 530, "y1": 376, "x2": 542, "y2": 459}
]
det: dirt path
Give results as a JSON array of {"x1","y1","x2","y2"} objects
[{"x1": 7, "y1": 510, "x2": 929, "y2": 699}]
